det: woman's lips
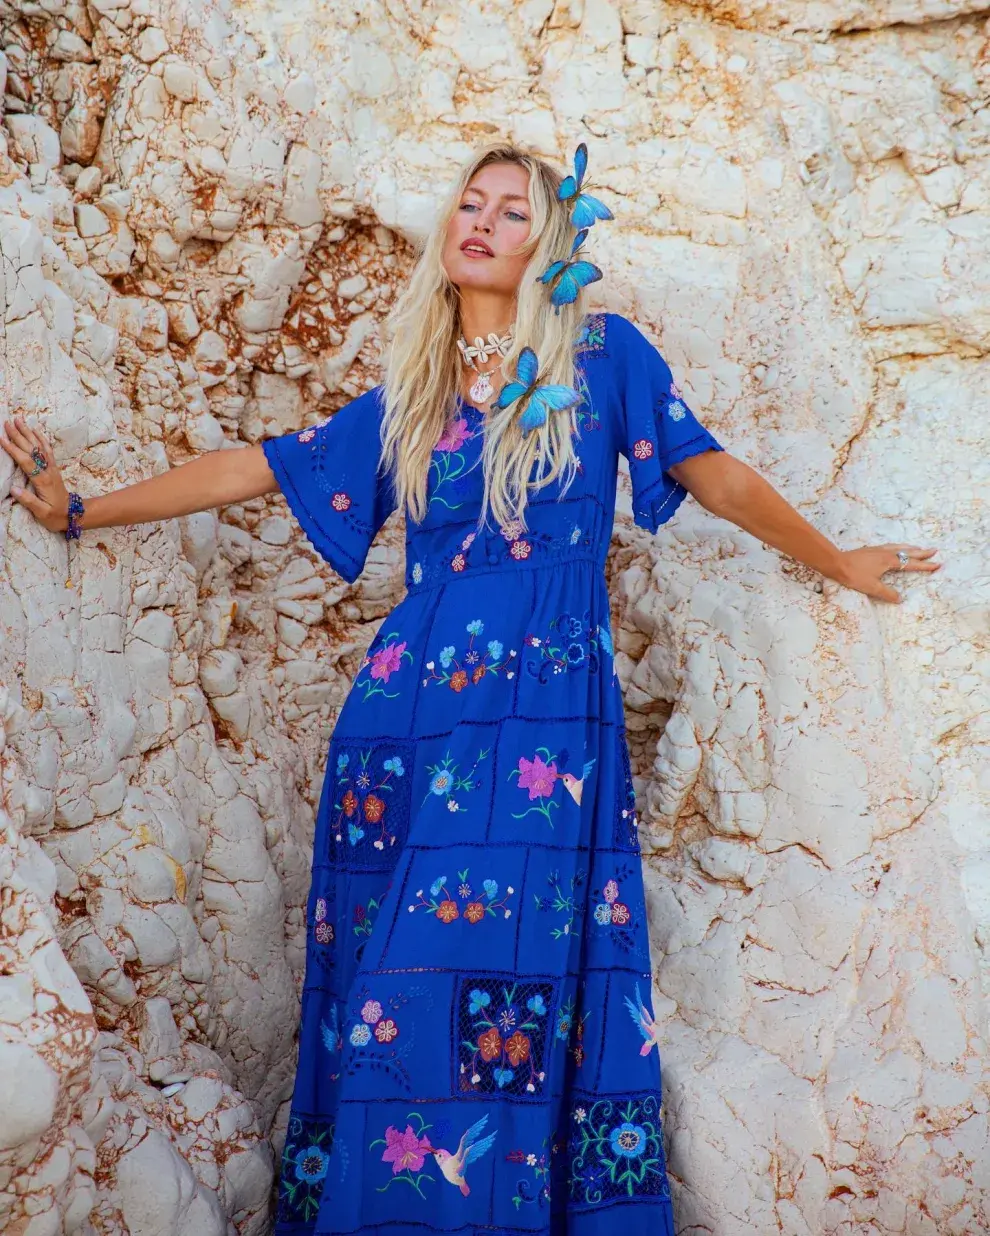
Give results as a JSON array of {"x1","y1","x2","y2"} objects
[{"x1": 460, "y1": 239, "x2": 494, "y2": 257}]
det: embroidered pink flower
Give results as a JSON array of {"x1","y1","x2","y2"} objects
[
  {"x1": 611, "y1": 902, "x2": 631, "y2": 925},
  {"x1": 510, "y1": 540, "x2": 531, "y2": 560},
  {"x1": 670, "y1": 380, "x2": 683, "y2": 400},
  {"x1": 632, "y1": 439, "x2": 654, "y2": 461},
  {"x1": 381, "y1": 1125, "x2": 432, "y2": 1175},
  {"x1": 370, "y1": 641, "x2": 406, "y2": 683},
  {"x1": 331, "y1": 491, "x2": 351, "y2": 511},
  {"x1": 500, "y1": 519, "x2": 523, "y2": 541},
  {"x1": 451, "y1": 553, "x2": 466, "y2": 572},
  {"x1": 361, "y1": 999, "x2": 383, "y2": 1025},
  {"x1": 436, "y1": 417, "x2": 470, "y2": 453},
  {"x1": 603, "y1": 880, "x2": 619, "y2": 905},
  {"x1": 297, "y1": 427, "x2": 317, "y2": 443},
  {"x1": 314, "y1": 921, "x2": 333, "y2": 944},
  {"x1": 461, "y1": 532, "x2": 476, "y2": 550},
  {"x1": 314, "y1": 897, "x2": 328, "y2": 922},
  {"x1": 374, "y1": 1018, "x2": 399, "y2": 1043},
  {"x1": 517, "y1": 753, "x2": 559, "y2": 800}
]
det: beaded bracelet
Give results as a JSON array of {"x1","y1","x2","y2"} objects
[{"x1": 65, "y1": 492, "x2": 85, "y2": 541}]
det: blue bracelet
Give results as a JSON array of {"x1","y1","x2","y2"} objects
[{"x1": 65, "y1": 492, "x2": 84, "y2": 541}]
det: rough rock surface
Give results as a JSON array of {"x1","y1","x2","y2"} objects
[{"x1": 0, "y1": 0, "x2": 986, "y2": 1233}]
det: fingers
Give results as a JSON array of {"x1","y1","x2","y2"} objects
[
  {"x1": 9, "y1": 484, "x2": 48, "y2": 518},
  {"x1": 1, "y1": 416, "x2": 44, "y2": 472}
]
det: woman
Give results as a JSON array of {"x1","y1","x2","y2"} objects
[{"x1": 1, "y1": 143, "x2": 938, "y2": 1235}]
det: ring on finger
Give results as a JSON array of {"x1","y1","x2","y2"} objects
[
  {"x1": 896, "y1": 550, "x2": 910, "y2": 569},
  {"x1": 29, "y1": 448, "x2": 48, "y2": 477}
]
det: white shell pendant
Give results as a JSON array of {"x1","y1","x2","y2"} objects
[{"x1": 469, "y1": 370, "x2": 494, "y2": 404}]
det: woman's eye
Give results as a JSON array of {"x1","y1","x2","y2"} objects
[
  {"x1": 507, "y1": 211, "x2": 528, "y2": 223},
  {"x1": 460, "y1": 202, "x2": 479, "y2": 212}
]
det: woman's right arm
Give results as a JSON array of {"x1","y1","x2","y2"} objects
[{"x1": 1, "y1": 414, "x2": 278, "y2": 534}]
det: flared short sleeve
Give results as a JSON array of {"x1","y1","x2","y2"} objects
[
  {"x1": 261, "y1": 385, "x2": 396, "y2": 583},
  {"x1": 611, "y1": 314, "x2": 724, "y2": 532}
]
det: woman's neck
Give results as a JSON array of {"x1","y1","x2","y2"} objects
[{"x1": 457, "y1": 289, "x2": 515, "y2": 344}]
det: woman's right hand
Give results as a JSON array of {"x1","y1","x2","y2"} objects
[{"x1": 1, "y1": 415, "x2": 70, "y2": 533}]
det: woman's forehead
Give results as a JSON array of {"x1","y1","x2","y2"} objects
[{"x1": 465, "y1": 161, "x2": 530, "y2": 198}]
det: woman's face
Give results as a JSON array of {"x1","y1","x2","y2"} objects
[{"x1": 442, "y1": 161, "x2": 534, "y2": 301}]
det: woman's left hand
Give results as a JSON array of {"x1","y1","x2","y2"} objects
[{"x1": 833, "y1": 545, "x2": 940, "y2": 604}]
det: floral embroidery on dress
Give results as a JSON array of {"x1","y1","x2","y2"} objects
[
  {"x1": 312, "y1": 895, "x2": 334, "y2": 946},
  {"x1": 353, "y1": 892, "x2": 385, "y2": 964},
  {"x1": 511, "y1": 748, "x2": 594, "y2": 825},
  {"x1": 423, "y1": 621, "x2": 516, "y2": 690},
  {"x1": 457, "y1": 979, "x2": 555, "y2": 1096},
  {"x1": 535, "y1": 868, "x2": 585, "y2": 939},
  {"x1": 576, "y1": 313, "x2": 607, "y2": 355},
  {"x1": 356, "y1": 631, "x2": 414, "y2": 702},
  {"x1": 370, "y1": 1112, "x2": 437, "y2": 1198},
  {"x1": 423, "y1": 748, "x2": 491, "y2": 813},
  {"x1": 428, "y1": 414, "x2": 476, "y2": 512},
  {"x1": 506, "y1": 1141, "x2": 553, "y2": 1210},
  {"x1": 556, "y1": 993, "x2": 590, "y2": 1070},
  {"x1": 277, "y1": 1115, "x2": 334, "y2": 1223},
  {"x1": 568, "y1": 1095, "x2": 670, "y2": 1208},
  {"x1": 325, "y1": 983, "x2": 434, "y2": 1091},
  {"x1": 332, "y1": 750, "x2": 407, "y2": 852},
  {"x1": 591, "y1": 866, "x2": 647, "y2": 960},
  {"x1": 632, "y1": 438, "x2": 654, "y2": 461},
  {"x1": 407, "y1": 870, "x2": 514, "y2": 922},
  {"x1": 524, "y1": 611, "x2": 604, "y2": 683}
]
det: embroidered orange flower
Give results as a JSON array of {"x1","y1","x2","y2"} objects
[
  {"x1": 463, "y1": 902, "x2": 485, "y2": 924},
  {"x1": 573, "y1": 1044, "x2": 585, "y2": 1068},
  {"x1": 363, "y1": 794, "x2": 385, "y2": 823},
  {"x1": 611, "y1": 902, "x2": 631, "y2": 925},
  {"x1": 504, "y1": 1031, "x2": 530, "y2": 1067},
  {"x1": 471, "y1": 665, "x2": 486, "y2": 685},
  {"x1": 436, "y1": 899, "x2": 459, "y2": 923},
  {"x1": 374, "y1": 1018, "x2": 399, "y2": 1044},
  {"x1": 450, "y1": 670, "x2": 468, "y2": 692},
  {"x1": 451, "y1": 553, "x2": 466, "y2": 572},
  {"x1": 479, "y1": 1028, "x2": 502, "y2": 1061},
  {"x1": 341, "y1": 789, "x2": 358, "y2": 817}
]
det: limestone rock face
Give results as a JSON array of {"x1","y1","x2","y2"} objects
[{"x1": 0, "y1": 1, "x2": 986, "y2": 1234}]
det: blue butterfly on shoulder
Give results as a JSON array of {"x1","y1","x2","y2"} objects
[
  {"x1": 558, "y1": 143, "x2": 613, "y2": 230},
  {"x1": 491, "y1": 347, "x2": 580, "y2": 436},
  {"x1": 538, "y1": 228, "x2": 603, "y2": 311}
]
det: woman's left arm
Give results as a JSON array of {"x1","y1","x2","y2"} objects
[{"x1": 669, "y1": 451, "x2": 940, "y2": 604}]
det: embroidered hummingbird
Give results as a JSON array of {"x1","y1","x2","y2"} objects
[
  {"x1": 557, "y1": 748, "x2": 596, "y2": 806},
  {"x1": 624, "y1": 983, "x2": 662, "y2": 1057},
  {"x1": 424, "y1": 1115, "x2": 497, "y2": 1196}
]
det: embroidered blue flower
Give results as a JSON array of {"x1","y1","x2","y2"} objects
[
  {"x1": 294, "y1": 1145, "x2": 330, "y2": 1184},
  {"x1": 349, "y1": 1024, "x2": 371, "y2": 1047},
  {"x1": 336, "y1": 753, "x2": 349, "y2": 774},
  {"x1": 429, "y1": 877, "x2": 447, "y2": 898},
  {"x1": 429, "y1": 769, "x2": 453, "y2": 796},
  {"x1": 594, "y1": 903, "x2": 612, "y2": 925},
  {"x1": 466, "y1": 619, "x2": 484, "y2": 635},
  {"x1": 493, "y1": 1067, "x2": 515, "y2": 1088},
  {"x1": 487, "y1": 639, "x2": 504, "y2": 660},
  {"x1": 482, "y1": 879, "x2": 498, "y2": 899},
  {"x1": 526, "y1": 994, "x2": 547, "y2": 1016},
  {"x1": 570, "y1": 525, "x2": 582, "y2": 544},
  {"x1": 609, "y1": 1122, "x2": 648, "y2": 1159},
  {"x1": 382, "y1": 756, "x2": 405, "y2": 776},
  {"x1": 439, "y1": 645, "x2": 456, "y2": 669},
  {"x1": 556, "y1": 1011, "x2": 572, "y2": 1040},
  {"x1": 566, "y1": 643, "x2": 585, "y2": 666},
  {"x1": 348, "y1": 823, "x2": 364, "y2": 845},
  {"x1": 412, "y1": 562, "x2": 423, "y2": 584},
  {"x1": 667, "y1": 400, "x2": 687, "y2": 421},
  {"x1": 469, "y1": 989, "x2": 491, "y2": 1014}
]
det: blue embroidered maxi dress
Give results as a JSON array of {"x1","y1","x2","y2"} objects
[{"x1": 262, "y1": 314, "x2": 723, "y2": 1236}]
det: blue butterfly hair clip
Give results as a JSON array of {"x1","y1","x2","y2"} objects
[
  {"x1": 538, "y1": 228, "x2": 602, "y2": 311},
  {"x1": 491, "y1": 347, "x2": 580, "y2": 436},
  {"x1": 558, "y1": 143, "x2": 613, "y2": 229}
]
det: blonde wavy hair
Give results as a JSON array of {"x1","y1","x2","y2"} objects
[{"x1": 381, "y1": 143, "x2": 588, "y2": 530}]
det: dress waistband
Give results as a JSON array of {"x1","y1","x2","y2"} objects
[{"x1": 404, "y1": 539, "x2": 604, "y2": 596}]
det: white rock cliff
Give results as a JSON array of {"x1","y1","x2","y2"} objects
[{"x1": 0, "y1": 0, "x2": 987, "y2": 1233}]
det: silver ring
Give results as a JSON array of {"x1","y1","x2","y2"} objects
[
  {"x1": 896, "y1": 550, "x2": 910, "y2": 569},
  {"x1": 29, "y1": 449, "x2": 47, "y2": 477}
]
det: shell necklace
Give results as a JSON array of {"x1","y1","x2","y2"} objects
[{"x1": 457, "y1": 328, "x2": 513, "y2": 405}]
